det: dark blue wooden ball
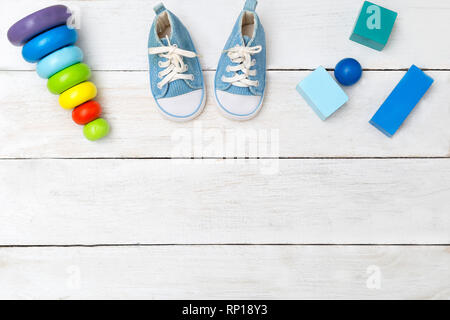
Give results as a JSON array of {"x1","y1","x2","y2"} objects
[{"x1": 334, "y1": 58, "x2": 362, "y2": 86}]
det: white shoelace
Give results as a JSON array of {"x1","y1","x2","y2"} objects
[
  {"x1": 148, "y1": 36, "x2": 197, "y2": 89},
  {"x1": 221, "y1": 44, "x2": 262, "y2": 88}
]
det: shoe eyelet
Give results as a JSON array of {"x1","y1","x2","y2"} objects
[
  {"x1": 221, "y1": 76, "x2": 226, "y2": 82},
  {"x1": 226, "y1": 66, "x2": 230, "y2": 72},
  {"x1": 157, "y1": 84, "x2": 163, "y2": 90},
  {"x1": 255, "y1": 81, "x2": 260, "y2": 86},
  {"x1": 158, "y1": 61, "x2": 163, "y2": 67}
]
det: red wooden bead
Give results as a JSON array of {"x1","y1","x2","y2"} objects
[{"x1": 72, "y1": 101, "x2": 102, "y2": 125}]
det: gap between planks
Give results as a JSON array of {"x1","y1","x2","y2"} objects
[
  {"x1": 0, "y1": 157, "x2": 448, "y2": 160},
  {"x1": 0, "y1": 244, "x2": 449, "y2": 248},
  {"x1": 1, "y1": 69, "x2": 450, "y2": 72}
]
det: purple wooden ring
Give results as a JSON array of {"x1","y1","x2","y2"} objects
[{"x1": 7, "y1": 5, "x2": 72, "y2": 46}]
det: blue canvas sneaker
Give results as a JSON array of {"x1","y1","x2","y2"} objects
[
  {"x1": 214, "y1": 0, "x2": 266, "y2": 121},
  {"x1": 148, "y1": 3, "x2": 205, "y2": 121}
]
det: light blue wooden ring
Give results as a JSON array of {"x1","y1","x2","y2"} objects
[{"x1": 37, "y1": 46, "x2": 83, "y2": 79}]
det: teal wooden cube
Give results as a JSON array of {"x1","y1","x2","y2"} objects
[
  {"x1": 350, "y1": 1, "x2": 397, "y2": 51},
  {"x1": 296, "y1": 66, "x2": 348, "y2": 121}
]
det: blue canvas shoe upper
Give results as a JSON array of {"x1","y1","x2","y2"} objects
[
  {"x1": 214, "y1": 0, "x2": 266, "y2": 120},
  {"x1": 148, "y1": 3, "x2": 205, "y2": 121}
]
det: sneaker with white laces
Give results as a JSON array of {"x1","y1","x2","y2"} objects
[
  {"x1": 214, "y1": 0, "x2": 266, "y2": 121},
  {"x1": 148, "y1": 3, "x2": 205, "y2": 121}
]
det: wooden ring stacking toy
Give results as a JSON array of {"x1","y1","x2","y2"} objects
[
  {"x1": 8, "y1": 5, "x2": 110, "y2": 141},
  {"x1": 7, "y1": 5, "x2": 71, "y2": 46},
  {"x1": 59, "y1": 81, "x2": 97, "y2": 110},
  {"x1": 47, "y1": 63, "x2": 91, "y2": 95},
  {"x1": 22, "y1": 25, "x2": 77, "y2": 63},
  {"x1": 37, "y1": 46, "x2": 83, "y2": 79}
]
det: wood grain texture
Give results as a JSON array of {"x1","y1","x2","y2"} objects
[
  {"x1": 0, "y1": 0, "x2": 449, "y2": 300},
  {"x1": 0, "y1": 246, "x2": 448, "y2": 299},
  {"x1": 0, "y1": 71, "x2": 448, "y2": 158},
  {"x1": 1, "y1": 0, "x2": 450, "y2": 71},
  {"x1": 0, "y1": 159, "x2": 449, "y2": 245}
]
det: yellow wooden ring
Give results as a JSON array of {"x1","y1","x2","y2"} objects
[{"x1": 59, "y1": 81, "x2": 97, "y2": 110}]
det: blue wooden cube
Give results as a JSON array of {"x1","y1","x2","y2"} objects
[
  {"x1": 350, "y1": 1, "x2": 398, "y2": 51},
  {"x1": 370, "y1": 65, "x2": 434, "y2": 137},
  {"x1": 296, "y1": 66, "x2": 349, "y2": 120}
]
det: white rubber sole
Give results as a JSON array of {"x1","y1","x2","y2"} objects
[
  {"x1": 154, "y1": 88, "x2": 207, "y2": 122},
  {"x1": 214, "y1": 88, "x2": 265, "y2": 122}
]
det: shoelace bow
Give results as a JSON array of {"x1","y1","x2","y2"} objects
[
  {"x1": 148, "y1": 36, "x2": 197, "y2": 89},
  {"x1": 221, "y1": 44, "x2": 262, "y2": 88}
]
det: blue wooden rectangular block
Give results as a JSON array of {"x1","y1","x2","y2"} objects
[
  {"x1": 296, "y1": 66, "x2": 348, "y2": 120},
  {"x1": 370, "y1": 65, "x2": 434, "y2": 137}
]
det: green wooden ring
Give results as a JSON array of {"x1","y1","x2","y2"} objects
[{"x1": 47, "y1": 63, "x2": 91, "y2": 95}]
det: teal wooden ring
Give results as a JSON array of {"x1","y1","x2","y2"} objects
[
  {"x1": 22, "y1": 25, "x2": 77, "y2": 63},
  {"x1": 37, "y1": 46, "x2": 83, "y2": 79}
]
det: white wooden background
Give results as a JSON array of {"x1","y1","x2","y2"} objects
[{"x1": 0, "y1": 0, "x2": 449, "y2": 300}]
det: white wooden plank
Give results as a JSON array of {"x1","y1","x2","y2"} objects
[
  {"x1": 0, "y1": 71, "x2": 448, "y2": 158},
  {"x1": 0, "y1": 159, "x2": 448, "y2": 245},
  {"x1": 1, "y1": 0, "x2": 450, "y2": 70},
  {"x1": 0, "y1": 246, "x2": 448, "y2": 299}
]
